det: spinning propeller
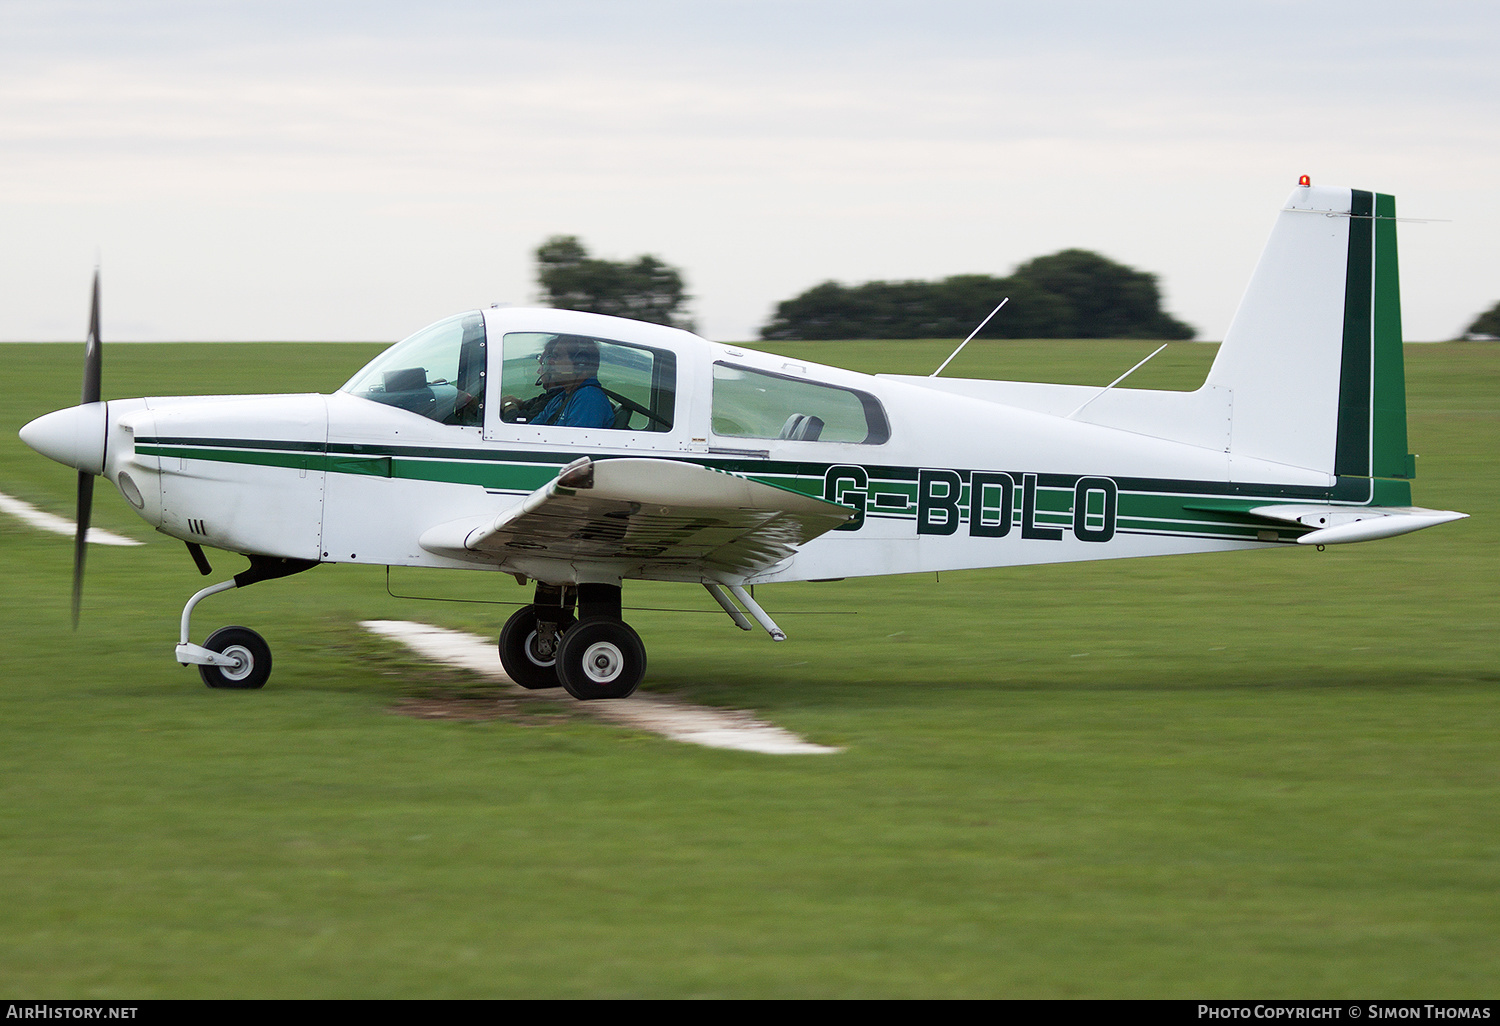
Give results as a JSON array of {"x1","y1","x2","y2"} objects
[{"x1": 72, "y1": 271, "x2": 102, "y2": 627}]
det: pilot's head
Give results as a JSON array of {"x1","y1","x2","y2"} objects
[{"x1": 537, "y1": 335, "x2": 601, "y2": 390}]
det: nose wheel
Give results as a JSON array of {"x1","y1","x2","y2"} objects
[
  {"x1": 197, "y1": 626, "x2": 271, "y2": 689},
  {"x1": 173, "y1": 555, "x2": 318, "y2": 691}
]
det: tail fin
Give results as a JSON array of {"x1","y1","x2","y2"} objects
[{"x1": 1206, "y1": 183, "x2": 1414, "y2": 500}]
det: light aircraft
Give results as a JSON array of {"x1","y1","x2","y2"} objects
[{"x1": 19, "y1": 180, "x2": 1468, "y2": 699}]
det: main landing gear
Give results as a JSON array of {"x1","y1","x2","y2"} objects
[
  {"x1": 498, "y1": 580, "x2": 791, "y2": 701},
  {"x1": 174, "y1": 550, "x2": 318, "y2": 690},
  {"x1": 499, "y1": 582, "x2": 646, "y2": 700}
]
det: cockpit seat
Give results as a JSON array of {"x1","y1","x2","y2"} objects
[
  {"x1": 778, "y1": 414, "x2": 824, "y2": 441},
  {"x1": 377, "y1": 367, "x2": 438, "y2": 417}
]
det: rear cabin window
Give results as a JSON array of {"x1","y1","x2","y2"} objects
[
  {"x1": 499, "y1": 332, "x2": 676, "y2": 432},
  {"x1": 711, "y1": 363, "x2": 890, "y2": 444}
]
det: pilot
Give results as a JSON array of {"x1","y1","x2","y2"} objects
[{"x1": 500, "y1": 335, "x2": 614, "y2": 428}]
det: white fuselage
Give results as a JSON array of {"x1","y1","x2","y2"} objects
[{"x1": 92, "y1": 307, "x2": 1331, "y2": 588}]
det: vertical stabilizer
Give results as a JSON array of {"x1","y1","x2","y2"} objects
[{"x1": 1206, "y1": 184, "x2": 1413, "y2": 500}]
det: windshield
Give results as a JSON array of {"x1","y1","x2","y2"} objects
[{"x1": 341, "y1": 312, "x2": 487, "y2": 426}]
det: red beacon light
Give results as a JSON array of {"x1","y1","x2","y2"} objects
[{"x1": 1298, "y1": 174, "x2": 1312, "y2": 187}]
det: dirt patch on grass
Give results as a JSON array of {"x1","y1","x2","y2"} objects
[
  {"x1": 389, "y1": 686, "x2": 577, "y2": 725},
  {"x1": 366, "y1": 620, "x2": 840, "y2": 753}
]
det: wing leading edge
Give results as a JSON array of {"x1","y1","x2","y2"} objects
[{"x1": 418, "y1": 457, "x2": 856, "y2": 579}]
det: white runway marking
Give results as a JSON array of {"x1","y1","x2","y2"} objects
[
  {"x1": 0, "y1": 491, "x2": 142, "y2": 546},
  {"x1": 362, "y1": 619, "x2": 841, "y2": 755}
]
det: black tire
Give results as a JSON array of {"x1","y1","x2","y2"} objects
[
  {"x1": 198, "y1": 626, "x2": 271, "y2": 690},
  {"x1": 556, "y1": 617, "x2": 646, "y2": 700},
  {"x1": 499, "y1": 605, "x2": 577, "y2": 689}
]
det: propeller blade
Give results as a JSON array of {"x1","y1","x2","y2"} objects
[
  {"x1": 73, "y1": 271, "x2": 102, "y2": 627},
  {"x1": 82, "y1": 270, "x2": 101, "y2": 405},
  {"x1": 72, "y1": 471, "x2": 94, "y2": 628}
]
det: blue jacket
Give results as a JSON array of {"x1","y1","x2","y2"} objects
[{"x1": 534, "y1": 379, "x2": 613, "y2": 428}]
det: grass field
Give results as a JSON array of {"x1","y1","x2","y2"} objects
[{"x1": 1, "y1": 338, "x2": 1496, "y2": 998}]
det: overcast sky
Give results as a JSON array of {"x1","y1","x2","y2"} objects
[{"x1": 2, "y1": 0, "x2": 1495, "y2": 343}]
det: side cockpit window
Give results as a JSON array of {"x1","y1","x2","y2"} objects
[
  {"x1": 341, "y1": 312, "x2": 487, "y2": 426},
  {"x1": 498, "y1": 332, "x2": 676, "y2": 432},
  {"x1": 711, "y1": 363, "x2": 890, "y2": 444}
]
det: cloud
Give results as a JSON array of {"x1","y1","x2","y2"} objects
[{"x1": 1, "y1": 1, "x2": 1495, "y2": 340}]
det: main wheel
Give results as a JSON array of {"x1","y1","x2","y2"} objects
[
  {"x1": 498, "y1": 605, "x2": 577, "y2": 689},
  {"x1": 198, "y1": 626, "x2": 271, "y2": 690},
  {"x1": 556, "y1": 617, "x2": 646, "y2": 700}
]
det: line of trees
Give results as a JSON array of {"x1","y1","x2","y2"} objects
[
  {"x1": 531, "y1": 235, "x2": 1498, "y2": 344},
  {"x1": 531, "y1": 237, "x2": 1196, "y2": 340},
  {"x1": 1462, "y1": 300, "x2": 1500, "y2": 339},
  {"x1": 534, "y1": 235, "x2": 694, "y2": 331},
  {"x1": 759, "y1": 249, "x2": 1195, "y2": 341}
]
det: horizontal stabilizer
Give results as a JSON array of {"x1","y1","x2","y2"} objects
[{"x1": 1248, "y1": 504, "x2": 1467, "y2": 546}]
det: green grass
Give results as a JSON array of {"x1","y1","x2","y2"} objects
[{"x1": 0, "y1": 339, "x2": 1496, "y2": 997}]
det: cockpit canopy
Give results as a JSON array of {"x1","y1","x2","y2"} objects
[
  {"x1": 342, "y1": 308, "x2": 888, "y2": 445},
  {"x1": 342, "y1": 312, "x2": 680, "y2": 433},
  {"x1": 341, "y1": 312, "x2": 488, "y2": 426}
]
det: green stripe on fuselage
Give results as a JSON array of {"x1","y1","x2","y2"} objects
[{"x1": 140, "y1": 436, "x2": 1403, "y2": 543}]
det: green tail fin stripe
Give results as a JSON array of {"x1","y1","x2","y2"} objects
[
  {"x1": 1370, "y1": 192, "x2": 1411, "y2": 480},
  {"x1": 1335, "y1": 189, "x2": 1414, "y2": 489},
  {"x1": 1334, "y1": 190, "x2": 1374, "y2": 479}
]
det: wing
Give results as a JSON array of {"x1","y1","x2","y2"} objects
[{"x1": 419, "y1": 457, "x2": 856, "y2": 578}]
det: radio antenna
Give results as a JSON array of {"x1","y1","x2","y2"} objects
[
  {"x1": 931, "y1": 298, "x2": 1008, "y2": 377},
  {"x1": 1064, "y1": 343, "x2": 1168, "y2": 419}
]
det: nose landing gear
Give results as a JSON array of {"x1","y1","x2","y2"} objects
[{"x1": 174, "y1": 554, "x2": 318, "y2": 690}]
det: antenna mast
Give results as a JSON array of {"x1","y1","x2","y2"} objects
[
  {"x1": 931, "y1": 298, "x2": 1008, "y2": 377},
  {"x1": 1064, "y1": 344, "x2": 1169, "y2": 419}
]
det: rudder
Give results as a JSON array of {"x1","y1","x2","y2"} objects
[{"x1": 1206, "y1": 182, "x2": 1414, "y2": 502}]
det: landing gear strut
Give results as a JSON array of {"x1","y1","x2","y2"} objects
[{"x1": 174, "y1": 555, "x2": 317, "y2": 690}]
